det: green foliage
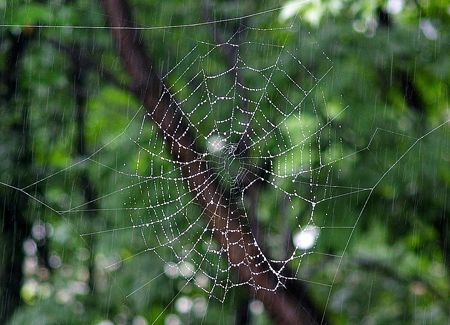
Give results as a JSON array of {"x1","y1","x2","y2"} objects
[{"x1": 1, "y1": 0, "x2": 450, "y2": 324}]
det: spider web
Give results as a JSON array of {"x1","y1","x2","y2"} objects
[
  {"x1": 111, "y1": 19, "x2": 343, "y2": 299},
  {"x1": 2, "y1": 2, "x2": 449, "y2": 325},
  {"x1": 73, "y1": 10, "x2": 370, "y2": 317},
  {"x1": 73, "y1": 11, "x2": 350, "y2": 314}
]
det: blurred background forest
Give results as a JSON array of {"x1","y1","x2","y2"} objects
[{"x1": 1, "y1": 0, "x2": 450, "y2": 324}]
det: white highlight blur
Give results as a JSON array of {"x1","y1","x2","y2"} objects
[
  {"x1": 420, "y1": 19, "x2": 438, "y2": 40},
  {"x1": 249, "y1": 299, "x2": 264, "y2": 315},
  {"x1": 387, "y1": 0, "x2": 404, "y2": 14},
  {"x1": 293, "y1": 225, "x2": 320, "y2": 250},
  {"x1": 207, "y1": 135, "x2": 225, "y2": 153},
  {"x1": 175, "y1": 296, "x2": 193, "y2": 314}
]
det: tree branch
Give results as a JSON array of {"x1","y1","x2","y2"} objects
[{"x1": 48, "y1": 39, "x2": 131, "y2": 93}]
